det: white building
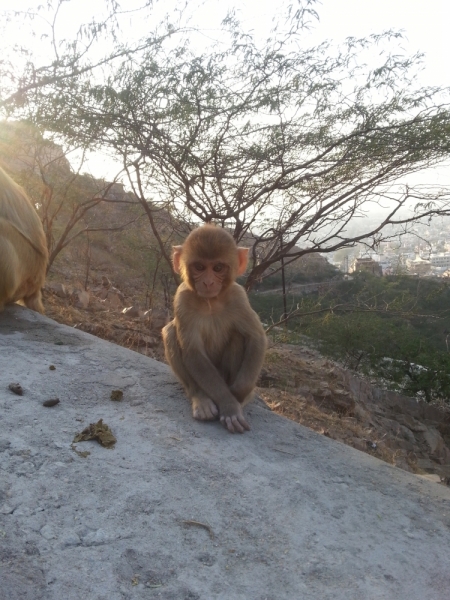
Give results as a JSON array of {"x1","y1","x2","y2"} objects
[
  {"x1": 406, "y1": 256, "x2": 431, "y2": 275},
  {"x1": 429, "y1": 253, "x2": 450, "y2": 269}
]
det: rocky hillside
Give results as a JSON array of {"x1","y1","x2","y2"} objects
[{"x1": 41, "y1": 275, "x2": 450, "y2": 487}]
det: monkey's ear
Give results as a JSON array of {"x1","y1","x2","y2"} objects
[
  {"x1": 236, "y1": 247, "x2": 249, "y2": 276},
  {"x1": 172, "y1": 245, "x2": 183, "y2": 274}
]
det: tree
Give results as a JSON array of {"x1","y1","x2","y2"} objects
[
  {"x1": 0, "y1": 121, "x2": 140, "y2": 272},
  {"x1": 2, "y1": 0, "x2": 450, "y2": 289}
]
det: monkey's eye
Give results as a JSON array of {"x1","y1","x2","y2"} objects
[
  {"x1": 193, "y1": 262, "x2": 205, "y2": 271},
  {"x1": 213, "y1": 263, "x2": 225, "y2": 272}
]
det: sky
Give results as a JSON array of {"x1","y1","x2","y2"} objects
[
  {"x1": 1, "y1": 0, "x2": 449, "y2": 180},
  {"x1": 307, "y1": 0, "x2": 450, "y2": 88},
  {"x1": 2, "y1": 0, "x2": 448, "y2": 86}
]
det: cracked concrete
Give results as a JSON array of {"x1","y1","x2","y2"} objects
[{"x1": 0, "y1": 304, "x2": 449, "y2": 600}]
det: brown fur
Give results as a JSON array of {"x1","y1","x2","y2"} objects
[
  {"x1": 162, "y1": 224, "x2": 267, "y2": 433},
  {"x1": 0, "y1": 167, "x2": 48, "y2": 313}
]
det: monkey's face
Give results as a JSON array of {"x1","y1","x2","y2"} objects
[{"x1": 189, "y1": 260, "x2": 230, "y2": 298}]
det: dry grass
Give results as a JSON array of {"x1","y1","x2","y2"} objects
[{"x1": 257, "y1": 346, "x2": 434, "y2": 474}]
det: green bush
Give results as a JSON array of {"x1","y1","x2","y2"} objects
[{"x1": 250, "y1": 274, "x2": 450, "y2": 403}]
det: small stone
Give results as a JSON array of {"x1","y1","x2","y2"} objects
[
  {"x1": 110, "y1": 390, "x2": 123, "y2": 402},
  {"x1": 49, "y1": 365, "x2": 56, "y2": 370},
  {"x1": 8, "y1": 383, "x2": 23, "y2": 396},
  {"x1": 43, "y1": 398, "x2": 60, "y2": 407}
]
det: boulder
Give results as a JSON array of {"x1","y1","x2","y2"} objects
[
  {"x1": 45, "y1": 282, "x2": 69, "y2": 298},
  {"x1": 104, "y1": 289, "x2": 124, "y2": 308},
  {"x1": 419, "y1": 427, "x2": 450, "y2": 463},
  {"x1": 71, "y1": 289, "x2": 90, "y2": 309},
  {"x1": 312, "y1": 385, "x2": 356, "y2": 415}
]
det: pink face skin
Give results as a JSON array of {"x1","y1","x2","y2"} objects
[
  {"x1": 172, "y1": 243, "x2": 249, "y2": 298},
  {"x1": 190, "y1": 261, "x2": 229, "y2": 298}
]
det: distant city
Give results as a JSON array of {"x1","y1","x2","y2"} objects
[{"x1": 328, "y1": 217, "x2": 450, "y2": 278}]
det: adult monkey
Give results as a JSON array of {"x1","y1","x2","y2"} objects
[
  {"x1": 0, "y1": 166, "x2": 48, "y2": 313},
  {"x1": 162, "y1": 224, "x2": 267, "y2": 433}
]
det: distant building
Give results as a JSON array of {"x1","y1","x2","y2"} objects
[
  {"x1": 352, "y1": 257, "x2": 383, "y2": 276},
  {"x1": 406, "y1": 255, "x2": 431, "y2": 276},
  {"x1": 429, "y1": 253, "x2": 450, "y2": 269},
  {"x1": 369, "y1": 254, "x2": 394, "y2": 275}
]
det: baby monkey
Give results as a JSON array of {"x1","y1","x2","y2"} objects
[{"x1": 162, "y1": 224, "x2": 267, "y2": 433}]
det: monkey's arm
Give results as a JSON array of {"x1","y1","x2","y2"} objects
[
  {"x1": 228, "y1": 289, "x2": 267, "y2": 401},
  {"x1": 171, "y1": 285, "x2": 238, "y2": 408},
  {"x1": 230, "y1": 327, "x2": 267, "y2": 401}
]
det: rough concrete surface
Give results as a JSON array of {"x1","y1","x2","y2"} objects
[{"x1": 0, "y1": 305, "x2": 449, "y2": 600}]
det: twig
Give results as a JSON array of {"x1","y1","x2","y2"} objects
[
  {"x1": 270, "y1": 447, "x2": 296, "y2": 456},
  {"x1": 181, "y1": 520, "x2": 215, "y2": 539}
]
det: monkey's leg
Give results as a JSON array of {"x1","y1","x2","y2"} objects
[
  {"x1": 0, "y1": 238, "x2": 19, "y2": 311},
  {"x1": 220, "y1": 333, "x2": 255, "y2": 407},
  {"x1": 162, "y1": 321, "x2": 219, "y2": 421},
  {"x1": 22, "y1": 253, "x2": 46, "y2": 313},
  {"x1": 23, "y1": 289, "x2": 45, "y2": 314}
]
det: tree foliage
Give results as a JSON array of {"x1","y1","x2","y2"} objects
[
  {"x1": 252, "y1": 274, "x2": 450, "y2": 402},
  {"x1": 1, "y1": 0, "x2": 450, "y2": 289}
]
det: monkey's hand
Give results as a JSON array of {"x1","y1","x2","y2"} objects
[{"x1": 219, "y1": 402, "x2": 251, "y2": 434}]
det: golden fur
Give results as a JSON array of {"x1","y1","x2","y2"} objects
[
  {"x1": 0, "y1": 166, "x2": 48, "y2": 313},
  {"x1": 163, "y1": 225, "x2": 267, "y2": 433}
]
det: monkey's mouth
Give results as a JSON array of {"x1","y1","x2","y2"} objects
[{"x1": 197, "y1": 289, "x2": 220, "y2": 299}]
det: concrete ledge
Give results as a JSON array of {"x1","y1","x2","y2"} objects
[{"x1": 0, "y1": 305, "x2": 449, "y2": 600}]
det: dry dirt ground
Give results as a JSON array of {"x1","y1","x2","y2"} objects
[{"x1": 41, "y1": 282, "x2": 450, "y2": 486}]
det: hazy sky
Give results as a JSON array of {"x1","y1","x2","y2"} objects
[
  {"x1": 1, "y1": 0, "x2": 449, "y2": 179},
  {"x1": 307, "y1": 0, "x2": 450, "y2": 87},
  {"x1": 2, "y1": 0, "x2": 447, "y2": 84}
]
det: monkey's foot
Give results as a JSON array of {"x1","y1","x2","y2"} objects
[{"x1": 192, "y1": 395, "x2": 219, "y2": 421}]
